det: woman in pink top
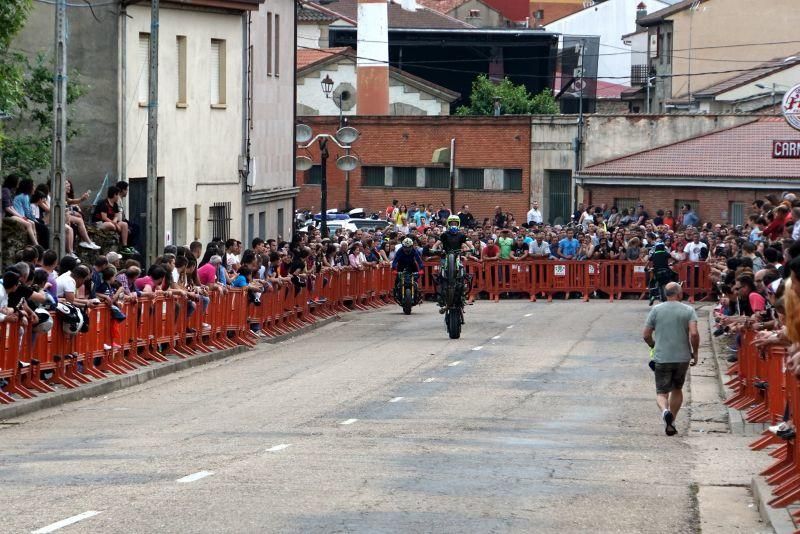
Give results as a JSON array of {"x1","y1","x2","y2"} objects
[{"x1": 197, "y1": 255, "x2": 221, "y2": 286}]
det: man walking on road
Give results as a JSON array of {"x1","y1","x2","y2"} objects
[{"x1": 642, "y1": 282, "x2": 699, "y2": 436}]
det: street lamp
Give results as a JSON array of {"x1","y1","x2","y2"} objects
[
  {"x1": 320, "y1": 75, "x2": 352, "y2": 208},
  {"x1": 755, "y1": 82, "x2": 791, "y2": 110},
  {"x1": 295, "y1": 123, "x2": 360, "y2": 238}
]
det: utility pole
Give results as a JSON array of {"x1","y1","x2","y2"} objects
[
  {"x1": 50, "y1": 0, "x2": 68, "y2": 257},
  {"x1": 146, "y1": 0, "x2": 160, "y2": 265},
  {"x1": 319, "y1": 138, "x2": 329, "y2": 239},
  {"x1": 449, "y1": 138, "x2": 456, "y2": 214}
]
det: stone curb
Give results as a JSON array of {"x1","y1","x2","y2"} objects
[
  {"x1": 0, "y1": 316, "x2": 339, "y2": 421},
  {"x1": 752, "y1": 476, "x2": 796, "y2": 534}
]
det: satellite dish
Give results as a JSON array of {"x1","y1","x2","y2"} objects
[
  {"x1": 335, "y1": 126, "x2": 359, "y2": 145},
  {"x1": 295, "y1": 155, "x2": 313, "y2": 171},
  {"x1": 335, "y1": 154, "x2": 359, "y2": 172},
  {"x1": 296, "y1": 123, "x2": 312, "y2": 144}
]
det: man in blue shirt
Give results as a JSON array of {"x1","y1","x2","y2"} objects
[
  {"x1": 558, "y1": 229, "x2": 580, "y2": 259},
  {"x1": 681, "y1": 203, "x2": 699, "y2": 228}
]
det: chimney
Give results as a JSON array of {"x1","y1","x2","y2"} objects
[
  {"x1": 636, "y1": 2, "x2": 647, "y2": 20},
  {"x1": 356, "y1": 0, "x2": 390, "y2": 115}
]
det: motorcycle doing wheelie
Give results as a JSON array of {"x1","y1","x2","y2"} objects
[{"x1": 437, "y1": 252, "x2": 469, "y2": 339}]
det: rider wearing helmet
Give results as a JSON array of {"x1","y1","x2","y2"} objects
[
  {"x1": 434, "y1": 215, "x2": 471, "y2": 312},
  {"x1": 648, "y1": 240, "x2": 677, "y2": 305},
  {"x1": 392, "y1": 237, "x2": 424, "y2": 274}
]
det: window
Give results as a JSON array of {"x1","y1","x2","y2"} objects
[
  {"x1": 425, "y1": 168, "x2": 449, "y2": 189},
  {"x1": 675, "y1": 199, "x2": 699, "y2": 217},
  {"x1": 208, "y1": 202, "x2": 231, "y2": 241},
  {"x1": 307, "y1": 165, "x2": 322, "y2": 185},
  {"x1": 459, "y1": 168, "x2": 484, "y2": 190},
  {"x1": 247, "y1": 213, "x2": 254, "y2": 245},
  {"x1": 665, "y1": 32, "x2": 672, "y2": 65},
  {"x1": 138, "y1": 33, "x2": 150, "y2": 105},
  {"x1": 362, "y1": 166, "x2": 385, "y2": 187},
  {"x1": 394, "y1": 167, "x2": 417, "y2": 188},
  {"x1": 266, "y1": 12, "x2": 272, "y2": 76},
  {"x1": 172, "y1": 208, "x2": 186, "y2": 246},
  {"x1": 274, "y1": 15, "x2": 280, "y2": 76},
  {"x1": 730, "y1": 202, "x2": 745, "y2": 227},
  {"x1": 176, "y1": 36, "x2": 187, "y2": 106},
  {"x1": 210, "y1": 39, "x2": 226, "y2": 106},
  {"x1": 614, "y1": 197, "x2": 638, "y2": 214},
  {"x1": 503, "y1": 169, "x2": 522, "y2": 191},
  {"x1": 258, "y1": 211, "x2": 266, "y2": 239},
  {"x1": 277, "y1": 208, "x2": 284, "y2": 238}
]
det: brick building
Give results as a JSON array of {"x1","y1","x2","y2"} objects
[
  {"x1": 576, "y1": 118, "x2": 800, "y2": 226},
  {"x1": 296, "y1": 116, "x2": 532, "y2": 224}
]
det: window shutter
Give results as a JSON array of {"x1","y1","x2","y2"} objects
[
  {"x1": 139, "y1": 34, "x2": 150, "y2": 104},
  {"x1": 210, "y1": 40, "x2": 221, "y2": 104},
  {"x1": 274, "y1": 15, "x2": 280, "y2": 76},
  {"x1": 176, "y1": 36, "x2": 187, "y2": 104}
]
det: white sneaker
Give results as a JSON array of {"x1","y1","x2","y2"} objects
[
  {"x1": 80, "y1": 241, "x2": 101, "y2": 250},
  {"x1": 770, "y1": 422, "x2": 789, "y2": 434},
  {"x1": 66, "y1": 252, "x2": 78, "y2": 259},
  {"x1": 201, "y1": 323, "x2": 211, "y2": 331}
]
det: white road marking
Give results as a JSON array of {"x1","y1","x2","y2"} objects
[
  {"x1": 524, "y1": 313, "x2": 532, "y2": 317},
  {"x1": 507, "y1": 325, "x2": 514, "y2": 329},
  {"x1": 424, "y1": 377, "x2": 436, "y2": 383},
  {"x1": 340, "y1": 418, "x2": 358, "y2": 425},
  {"x1": 448, "y1": 361, "x2": 462, "y2": 367},
  {"x1": 472, "y1": 346, "x2": 483, "y2": 351},
  {"x1": 266, "y1": 444, "x2": 291, "y2": 452},
  {"x1": 32, "y1": 511, "x2": 102, "y2": 533},
  {"x1": 177, "y1": 471, "x2": 214, "y2": 483},
  {"x1": 389, "y1": 396, "x2": 404, "y2": 403},
  {"x1": 491, "y1": 335, "x2": 501, "y2": 340}
]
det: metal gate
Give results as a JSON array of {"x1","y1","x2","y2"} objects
[
  {"x1": 209, "y1": 202, "x2": 232, "y2": 242},
  {"x1": 128, "y1": 178, "x2": 148, "y2": 256},
  {"x1": 546, "y1": 170, "x2": 571, "y2": 225}
]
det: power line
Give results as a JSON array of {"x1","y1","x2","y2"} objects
[{"x1": 298, "y1": 44, "x2": 798, "y2": 81}]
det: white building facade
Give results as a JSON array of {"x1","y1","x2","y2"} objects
[
  {"x1": 247, "y1": 0, "x2": 300, "y2": 243},
  {"x1": 123, "y1": 2, "x2": 255, "y2": 248},
  {"x1": 545, "y1": 0, "x2": 669, "y2": 84}
]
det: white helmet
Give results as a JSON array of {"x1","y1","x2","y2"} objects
[{"x1": 402, "y1": 238, "x2": 414, "y2": 248}]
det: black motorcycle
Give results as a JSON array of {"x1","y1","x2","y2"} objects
[
  {"x1": 441, "y1": 252, "x2": 466, "y2": 339},
  {"x1": 395, "y1": 271, "x2": 421, "y2": 315}
]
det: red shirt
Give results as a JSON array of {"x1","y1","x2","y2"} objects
[
  {"x1": 197, "y1": 263, "x2": 217, "y2": 285},
  {"x1": 483, "y1": 244, "x2": 500, "y2": 258}
]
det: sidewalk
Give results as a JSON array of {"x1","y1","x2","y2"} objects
[{"x1": 695, "y1": 307, "x2": 789, "y2": 533}]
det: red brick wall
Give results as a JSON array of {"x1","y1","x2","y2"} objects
[
  {"x1": 296, "y1": 116, "x2": 532, "y2": 224},
  {"x1": 585, "y1": 185, "x2": 786, "y2": 224}
]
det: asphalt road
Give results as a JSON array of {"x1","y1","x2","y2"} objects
[{"x1": 1, "y1": 300, "x2": 699, "y2": 533}]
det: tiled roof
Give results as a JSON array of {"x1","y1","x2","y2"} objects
[
  {"x1": 480, "y1": 0, "x2": 528, "y2": 21},
  {"x1": 580, "y1": 118, "x2": 800, "y2": 179},
  {"x1": 307, "y1": 0, "x2": 474, "y2": 29},
  {"x1": 416, "y1": 0, "x2": 471, "y2": 15},
  {"x1": 638, "y1": 0, "x2": 707, "y2": 26},
  {"x1": 694, "y1": 54, "x2": 800, "y2": 97},
  {"x1": 297, "y1": 4, "x2": 339, "y2": 22},
  {"x1": 596, "y1": 81, "x2": 630, "y2": 99},
  {"x1": 296, "y1": 47, "x2": 352, "y2": 71},
  {"x1": 295, "y1": 47, "x2": 460, "y2": 100}
]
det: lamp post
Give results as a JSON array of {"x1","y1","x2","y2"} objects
[
  {"x1": 755, "y1": 82, "x2": 790, "y2": 110},
  {"x1": 320, "y1": 75, "x2": 351, "y2": 210},
  {"x1": 295, "y1": 124, "x2": 360, "y2": 238}
]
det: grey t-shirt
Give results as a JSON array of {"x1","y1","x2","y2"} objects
[{"x1": 645, "y1": 301, "x2": 698, "y2": 363}]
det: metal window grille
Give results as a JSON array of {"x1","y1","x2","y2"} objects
[
  {"x1": 631, "y1": 64, "x2": 648, "y2": 86},
  {"x1": 394, "y1": 167, "x2": 417, "y2": 188},
  {"x1": 730, "y1": 202, "x2": 745, "y2": 226},
  {"x1": 208, "y1": 202, "x2": 231, "y2": 241},
  {"x1": 675, "y1": 199, "x2": 699, "y2": 218},
  {"x1": 307, "y1": 165, "x2": 322, "y2": 185},
  {"x1": 614, "y1": 197, "x2": 638, "y2": 214},
  {"x1": 362, "y1": 166, "x2": 385, "y2": 187},
  {"x1": 425, "y1": 168, "x2": 449, "y2": 189},
  {"x1": 459, "y1": 169, "x2": 484, "y2": 190},
  {"x1": 503, "y1": 169, "x2": 522, "y2": 191}
]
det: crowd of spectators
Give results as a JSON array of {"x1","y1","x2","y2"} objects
[
  {"x1": 5, "y1": 186, "x2": 800, "y2": 390},
  {"x1": 2, "y1": 175, "x2": 138, "y2": 257}
]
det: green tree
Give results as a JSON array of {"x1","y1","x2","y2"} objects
[
  {"x1": 456, "y1": 74, "x2": 559, "y2": 116},
  {"x1": 0, "y1": 0, "x2": 32, "y2": 131},
  {"x1": 2, "y1": 54, "x2": 86, "y2": 176}
]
